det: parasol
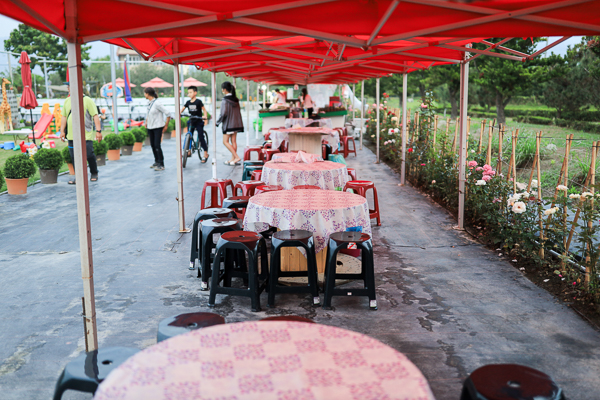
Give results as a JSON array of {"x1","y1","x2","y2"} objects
[
  {"x1": 182, "y1": 77, "x2": 207, "y2": 87},
  {"x1": 140, "y1": 77, "x2": 173, "y2": 88},
  {"x1": 19, "y1": 51, "x2": 38, "y2": 144}
]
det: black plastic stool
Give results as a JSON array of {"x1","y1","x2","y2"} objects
[
  {"x1": 53, "y1": 347, "x2": 139, "y2": 400},
  {"x1": 461, "y1": 364, "x2": 565, "y2": 400},
  {"x1": 208, "y1": 231, "x2": 268, "y2": 312},
  {"x1": 268, "y1": 230, "x2": 320, "y2": 307},
  {"x1": 261, "y1": 315, "x2": 315, "y2": 323},
  {"x1": 200, "y1": 218, "x2": 242, "y2": 290},
  {"x1": 322, "y1": 231, "x2": 377, "y2": 310},
  {"x1": 189, "y1": 207, "x2": 235, "y2": 270},
  {"x1": 223, "y1": 196, "x2": 250, "y2": 219},
  {"x1": 242, "y1": 164, "x2": 264, "y2": 181},
  {"x1": 157, "y1": 312, "x2": 225, "y2": 342}
]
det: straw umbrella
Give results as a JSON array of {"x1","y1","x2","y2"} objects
[{"x1": 19, "y1": 52, "x2": 38, "y2": 144}]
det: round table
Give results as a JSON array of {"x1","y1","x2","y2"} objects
[
  {"x1": 261, "y1": 160, "x2": 348, "y2": 190},
  {"x1": 93, "y1": 321, "x2": 435, "y2": 400},
  {"x1": 269, "y1": 127, "x2": 339, "y2": 155}
]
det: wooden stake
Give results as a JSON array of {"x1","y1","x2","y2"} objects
[
  {"x1": 544, "y1": 135, "x2": 572, "y2": 231},
  {"x1": 497, "y1": 124, "x2": 504, "y2": 174},
  {"x1": 526, "y1": 131, "x2": 541, "y2": 192},
  {"x1": 536, "y1": 132, "x2": 545, "y2": 259},
  {"x1": 560, "y1": 134, "x2": 574, "y2": 267},
  {"x1": 486, "y1": 119, "x2": 495, "y2": 165},
  {"x1": 415, "y1": 112, "x2": 420, "y2": 141},
  {"x1": 478, "y1": 119, "x2": 486, "y2": 153},
  {"x1": 585, "y1": 142, "x2": 598, "y2": 286},
  {"x1": 511, "y1": 129, "x2": 519, "y2": 195}
]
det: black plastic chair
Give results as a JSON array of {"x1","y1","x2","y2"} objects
[
  {"x1": 461, "y1": 364, "x2": 566, "y2": 400},
  {"x1": 223, "y1": 196, "x2": 250, "y2": 219},
  {"x1": 157, "y1": 312, "x2": 225, "y2": 342},
  {"x1": 208, "y1": 231, "x2": 268, "y2": 312},
  {"x1": 53, "y1": 347, "x2": 139, "y2": 400},
  {"x1": 322, "y1": 231, "x2": 377, "y2": 310},
  {"x1": 268, "y1": 230, "x2": 320, "y2": 308},
  {"x1": 189, "y1": 207, "x2": 235, "y2": 270},
  {"x1": 200, "y1": 218, "x2": 242, "y2": 290}
]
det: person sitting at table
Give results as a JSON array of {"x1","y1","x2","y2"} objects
[
  {"x1": 300, "y1": 88, "x2": 314, "y2": 117},
  {"x1": 216, "y1": 81, "x2": 243, "y2": 166}
]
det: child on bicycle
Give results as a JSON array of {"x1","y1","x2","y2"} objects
[{"x1": 180, "y1": 85, "x2": 209, "y2": 162}]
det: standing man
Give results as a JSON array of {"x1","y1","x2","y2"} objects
[
  {"x1": 60, "y1": 85, "x2": 102, "y2": 184},
  {"x1": 180, "y1": 86, "x2": 209, "y2": 163}
]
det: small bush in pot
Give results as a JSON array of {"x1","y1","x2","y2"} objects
[
  {"x1": 104, "y1": 133, "x2": 123, "y2": 161},
  {"x1": 132, "y1": 127, "x2": 146, "y2": 151},
  {"x1": 0, "y1": 169, "x2": 4, "y2": 191},
  {"x1": 3, "y1": 153, "x2": 37, "y2": 194},
  {"x1": 33, "y1": 148, "x2": 63, "y2": 184},
  {"x1": 61, "y1": 146, "x2": 75, "y2": 175},
  {"x1": 93, "y1": 140, "x2": 108, "y2": 166},
  {"x1": 120, "y1": 131, "x2": 136, "y2": 155}
]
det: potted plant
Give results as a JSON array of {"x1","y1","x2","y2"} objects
[
  {"x1": 181, "y1": 116, "x2": 189, "y2": 134},
  {"x1": 33, "y1": 148, "x2": 63, "y2": 184},
  {"x1": 132, "y1": 127, "x2": 146, "y2": 152},
  {"x1": 165, "y1": 119, "x2": 175, "y2": 139},
  {"x1": 0, "y1": 169, "x2": 4, "y2": 192},
  {"x1": 93, "y1": 140, "x2": 108, "y2": 166},
  {"x1": 62, "y1": 146, "x2": 75, "y2": 175},
  {"x1": 121, "y1": 131, "x2": 135, "y2": 155},
  {"x1": 104, "y1": 133, "x2": 123, "y2": 161},
  {"x1": 3, "y1": 153, "x2": 36, "y2": 195}
]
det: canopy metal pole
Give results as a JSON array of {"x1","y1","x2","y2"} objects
[
  {"x1": 109, "y1": 44, "x2": 118, "y2": 134},
  {"x1": 246, "y1": 79, "x2": 250, "y2": 147},
  {"x1": 6, "y1": 52, "x2": 13, "y2": 84},
  {"x1": 173, "y1": 62, "x2": 187, "y2": 233},
  {"x1": 401, "y1": 72, "x2": 407, "y2": 185},
  {"x1": 360, "y1": 81, "x2": 364, "y2": 150},
  {"x1": 43, "y1": 59, "x2": 49, "y2": 99},
  {"x1": 376, "y1": 78, "x2": 380, "y2": 163},
  {"x1": 180, "y1": 64, "x2": 185, "y2": 108},
  {"x1": 211, "y1": 70, "x2": 217, "y2": 179},
  {"x1": 352, "y1": 83, "x2": 356, "y2": 121},
  {"x1": 458, "y1": 53, "x2": 470, "y2": 229},
  {"x1": 255, "y1": 83, "x2": 260, "y2": 139},
  {"x1": 67, "y1": 40, "x2": 98, "y2": 352}
]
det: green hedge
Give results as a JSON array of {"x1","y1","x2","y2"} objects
[
  {"x1": 515, "y1": 116, "x2": 553, "y2": 125},
  {"x1": 470, "y1": 107, "x2": 600, "y2": 122}
]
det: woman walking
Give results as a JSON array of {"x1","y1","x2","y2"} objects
[
  {"x1": 216, "y1": 81, "x2": 243, "y2": 165},
  {"x1": 300, "y1": 88, "x2": 314, "y2": 117},
  {"x1": 144, "y1": 87, "x2": 171, "y2": 171}
]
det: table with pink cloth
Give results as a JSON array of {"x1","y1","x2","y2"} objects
[
  {"x1": 94, "y1": 321, "x2": 436, "y2": 400},
  {"x1": 261, "y1": 160, "x2": 348, "y2": 190},
  {"x1": 269, "y1": 126, "x2": 339, "y2": 153},
  {"x1": 243, "y1": 189, "x2": 371, "y2": 253}
]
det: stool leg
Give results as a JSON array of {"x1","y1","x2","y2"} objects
[
  {"x1": 190, "y1": 212, "x2": 203, "y2": 270},
  {"x1": 372, "y1": 187, "x2": 381, "y2": 226},
  {"x1": 268, "y1": 244, "x2": 281, "y2": 308},
  {"x1": 306, "y1": 243, "x2": 320, "y2": 305},
  {"x1": 200, "y1": 185, "x2": 208, "y2": 210},
  {"x1": 322, "y1": 244, "x2": 338, "y2": 309},
  {"x1": 362, "y1": 242, "x2": 377, "y2": 310},
  {"x1": 200, "y1": 230, "x2": 213, "y2": 288},
  {"x1": 208, "y1": 247, "x2": 225, "y2": 307},
  {"x1": 248, "y1": 251, "x2": 261, "y2": 312}
]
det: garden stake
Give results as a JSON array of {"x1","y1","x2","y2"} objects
[
  {"x1": 478, "y1": 119, "x2": 486, "y2": 153},
  {"x1": 585, "y1": 142, "x2": 598, "y2": 286},
  {"x1": 526, "y1": 131, "x2": 541, "y2": 192},
  {"x1": 486, "y1": 119, "x2": 494, "y2": 165},
  {"x1": 536, "y1": 132, "x2": 545, "y2": 259},
  {"x1": 442, "y1": 117, "x2": 450, "y2": 154},
  {"x1": 544, "y1": 135, "x2": 572, "y2": 232},
  {"x1": 507, "y1": 129, "x2": 520, "y2": 184},
  {"x1": 452, "y1": 117, "x2": 459, "y2": 154},
  {"x1": 497, "y1": 124, "x2": 504, "y2": 174},
  {"x1": 511, "y1": 129, "x2": 519, "y2": 195},
  {"x1": 415, "y1": 112, "x2": 420, "y2": 141},
  {"x1": 560, "y1": 134, "x2": 574, "y2": 268}
]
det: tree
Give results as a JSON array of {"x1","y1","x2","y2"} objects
[
  {"x1": 422, "y1": 65, "x2": 460, "y2": 118},
  {"x1": 4, "y1": 24, "x2": 90, "y2": 80},
  {"x1": 472, "y1": 38, "x2": 547, "y2": 124}
]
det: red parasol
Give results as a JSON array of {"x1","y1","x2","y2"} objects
[
  {"x1": 19, "y1": 51, "x2": 38, "y2": 144},
  {"x1": 183, "y1": 77, "x2": 207, "y2": 87},
  {"x1": 140, "y1": 77, "x2": 173, "y2": 88},
  {"x1": 115, "y1": 77, "x2": 136, "y2": 87}
]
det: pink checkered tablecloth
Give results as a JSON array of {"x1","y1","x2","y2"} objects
[
  {"x1": 94, "y1": 321, "x2": 435, "y2": 400},
  {"x1": 262, "y1": 161, "x2": 348, "y2": 190},
  {"x1": 243, "y1": 190, "x2": 371, "y2": 252}
]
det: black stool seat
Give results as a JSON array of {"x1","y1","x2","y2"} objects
[
  {"x1": 53, "y1": 347, "x2": 139, "y2": 400},
  {"x1": 323, "y1": 231, "x2": 376, "y2": 310},
  {"x1": 269, "y1": 230, "x2": 320, "y2": 307},
  {"x1": 242, "y1": 164, "x2": 264, "y2": 181},
  {"x1": 209, "y1": 231, "x2": 268, "y2": 312},
  {"x1": 200, "y1": 218, "x2": 242, "y2": 290},
  {"x1": 157, "y1": 312, "x2": 225, "y2": 342},
  {"x1": 243, "y1": 160, "x2": 264, "y2": 166},
  {"x1": 189, "y1": 207, "x2": 235, "y2": 270},
  {"x1": 223, "y1": 196, "x2": 250, "y2": 209},
  {"x1": 261, "y1": 315, "x2": 315, "y2": 323},
  {"x1": 461, "y1": 364, "x2": 565, "y2": 400}
]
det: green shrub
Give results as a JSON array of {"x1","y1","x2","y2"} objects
[
  {"x1": 3, "y1": 153, "x2": 37, "y2": 179},
  {"x1": 131, "y1": 127, "x2": 146, "y2": 142},
  {"x1": 0, "y1": 169, "x2": 4, "y2": 189},
  {"x1": 104, "y1": 133, "x2": 123, "y2": 150},
  {"x1": 93, "y1": 140, "x2": 108, "y2": 155},
  {"x1": 120, "y1": 131, "x2": 135, "y2": 146},
  {"x1": 62, "y1": 146, "x2": 73, "y2": 164},
  {"x1": 33, "y1": 148, "x2": 63, "y2": 170},
  {"x1": 181, "y1": 116, "x2": 189, "y2": 127},
  {"x1": 167, "y1": 119, "x2": 176, "y2": 131}
]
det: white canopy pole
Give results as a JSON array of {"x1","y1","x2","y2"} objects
[
  {"x1": 211, "y1": 71, "x2": 218, "y2": 179},
  {"x1": 67, "y1": 40, "x2": 98, "y2": 352},
  {"x1": 458, "y1": 51, "x2": 470, "y2": 229},
  {"x1": 173, "y1": 62, "x2": 187, "y2": 232},
  {"x1": 376, "y1": 78, "x2": 380, "y2": 163},
  {"x1": 360, "y1": 81, "x2": 364, "y2": 150},
  {"x1": 401, "y1": 72, "x2": 407, "y2": 185},
  {"x1": 180, "y1": 64, "x2": 185, "y2": 108},
  {"x1": 246, "y1": 79, "x2": 250, "y2": 147},
  {"x1": 256, "y1": 84, "x2": 260, "y2": 140},
  {"x1": 109, "y1": 44, "x2": 118, "y2": 134}
]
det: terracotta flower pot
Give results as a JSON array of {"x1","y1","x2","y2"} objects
[
  {"x1": 5, "y1": 178, "x2": 29, "y2": 195},
  {"x1": 133, "y1": 142, "x2": 143, "y2": 152},
  {"x1": 171, "y1": 130, "x2": 177, "y2": 138},
  {"x1": 39, "y1": 169, "x2": 59, "y2": 184},
  {"x1": 163, "y1": 131, "x2": 171, "y2": 140},
  {"x1": 96, "y1": 154, "x2": 106, "y2": 166},
  {"x1": 67, "y1": 163, "x2": 75, "y2": 175},
  {"x1": 122, "y1": 145, "x2": 134, "y2": 156},
  {"x1": 182, "y1": 127, "x2": 188, "y2": 134},
  {"x1": 107, "y1": 149, "x2": 121, "y2": 161}
]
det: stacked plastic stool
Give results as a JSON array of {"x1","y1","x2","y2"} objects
[
  {"x1": 343, "y1": 180, "x2": 381, "y2": 226},
  {"x1": 200, "y1": 178, "x2": 234, "y2": 209}
]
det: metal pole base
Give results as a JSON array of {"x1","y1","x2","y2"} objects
[{"x1": 179, "y1": 228, "x2": 192, "y2": 233}]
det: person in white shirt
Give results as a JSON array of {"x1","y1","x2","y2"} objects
[
  {"x1": 275, "y1": 88, "x2": 287, "y2": 105},
  {"x1": 300, "y1": 88, "x2": 314, "y2": 117},
  {"x1": 144, "y1": 87, "x2": 171, "y2": 171}
]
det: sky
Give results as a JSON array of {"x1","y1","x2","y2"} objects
[{"x1": 0, "y1": 14, "x2": 586, "y2": 76}]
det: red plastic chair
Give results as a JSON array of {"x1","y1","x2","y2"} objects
[
  {"x1": 347, "y1": 168, "x2": 357, "y2": 181},
  {"x1": 343, "y1": 180, "x2": 381, "y2": 226},
  {"x1": 243, "y1": 146, "x2": 264, "y2": 161},
  {"x1": 339, "y1": 135, "x2": 357, "y2": 158},
  {"x1": 234, "y1": 180, "x2": 264, "y2": 196},
  {"x1": 255, "y1": 185, "x2": 284, "y2": 195},
  {"x1": 262, "y1": 148, "x2": 280, "y2": 162},
  {"x1": 251, "y1": 170, "x2": 262, "y2": 181},
  {"x1": 200, "y1": 178, "x2": 234, "y2": 209},
  {"x1": 292, "y1": 185, "x2": 321, "y2": 190}
]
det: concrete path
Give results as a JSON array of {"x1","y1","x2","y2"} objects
[{"x1": 0, "y1": 131, "x2": 599, "y2": 400}]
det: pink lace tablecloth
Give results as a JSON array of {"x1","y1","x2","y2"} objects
[
  {"x1": 285, "y1": 117, "x2": 333, "y2": 128},
  {"x1": 262, "y1": 161, "x2": 348, "y2": 190},
  {"x1": 244, "y1": 190, "x2": 371, "y2": 252},
  {"x1": 270, "y1": 127, "x2": 339, "y2": 151},
  {"x1": 94, "y1": 321, "x2": 435, "y2": 400}
]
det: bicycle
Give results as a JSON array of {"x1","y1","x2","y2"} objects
[{"x1": 182, "y1": 116, "x2": 209, "y2": 168}]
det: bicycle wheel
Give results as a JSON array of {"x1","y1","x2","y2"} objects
[{"x1": 182, "y1": 135, "x2": 191, "y2": 168}]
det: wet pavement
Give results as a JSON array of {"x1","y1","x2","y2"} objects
[{"x1": 1, "y1": 127, "x2": 599, "y2": 399}]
